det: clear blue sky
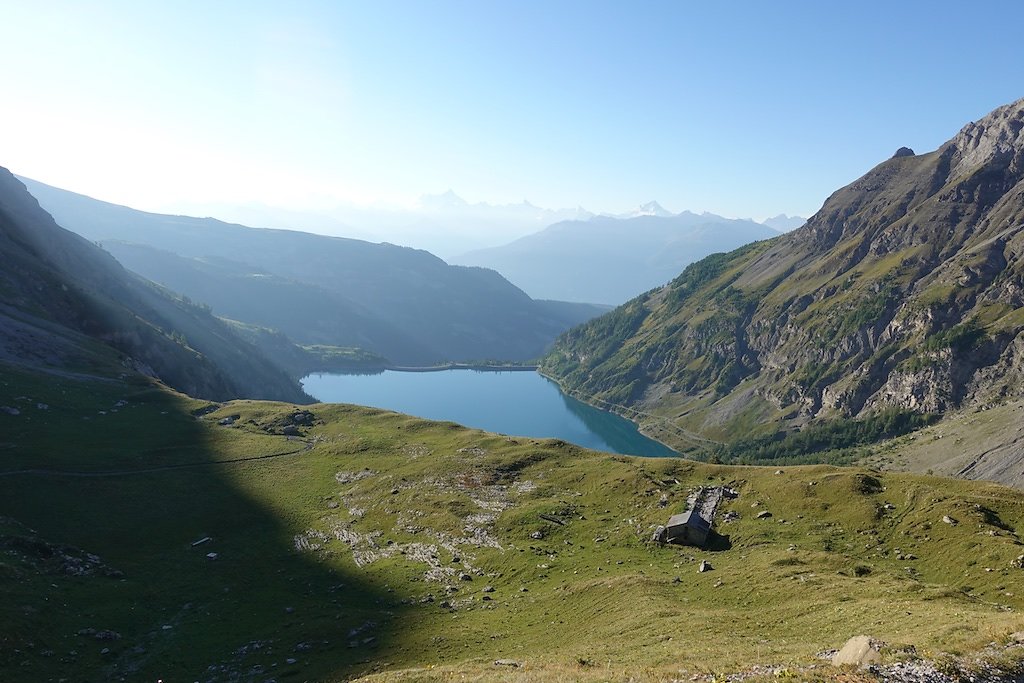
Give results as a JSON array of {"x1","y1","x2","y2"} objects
[{"x1": 1, "y1": 0, "x2": 1022, "y2": 220}]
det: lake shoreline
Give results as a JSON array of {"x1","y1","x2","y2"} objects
[
  {"x1": 385, "y1": 363, "x2": 539, "y2": 373},
  {"x1": 300, "y1": 368, "x2": 676, "y2": 457},
  {"x1": 535, "y1": 369, "x2": 684, "y2": 457}
]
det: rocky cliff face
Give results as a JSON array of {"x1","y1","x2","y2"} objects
[{"x1": 543, "y1": 98, "x2": 1024, "y2": 455}]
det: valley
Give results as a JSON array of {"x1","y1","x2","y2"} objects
[
  {"x1": 19, "y1": 176, "x2": 607, "y2": 366},
  {"x1": 3, "y1": 20, "x2": 1024, "y2": 679}
]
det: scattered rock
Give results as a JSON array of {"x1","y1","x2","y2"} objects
[
  {"x1": 335, "y1": 470, "x2": 376, "y2": 485},
  {"x1": 1011, "y1": 555, "x2": 1024, "y2": 569},
  {"x1": 1, "y1": 406, "x2": 20, "y2": 416},
  {"x1": 942, "y1": 515, "x2": 958, "y2": 526},
  {"x1": 658, "y1": 494, "x2": 669, "y2": 508},
  {"x1": 698, "y1": 560, "x2": 712, "y2": 573},
  {"x1": 529, "y1": 531, "x2": 544, "y2": 540},
  {"x1": 774, "y1": 469, "x2": 784, "y2": 475},
  {"x1": 218, "y1": 415, "x2": 238, "y2": 426},
  {"x1": 494, "y1": 659, "x2": 521, "y2": 667},
  {"x1": 94, "y1": 630, "x2": 121, "y2": 641},
  {"x1": 482, "y1": 585, "x2": 495, "y2": 593},
  {"x1": 282, "y1": 424, "x2": 301, "y2": 436},
  {"x1": 832, "y1": 635, "x2": 882, "y2": 668},
  {"x1": 458, "y1": 573, "x2": 472, "y2": 581},
  {"x1": 756, "y1": 510, "x2": 773, "y2": 519},
  {"x1": 206, "y1": 552, "x2": 218, "y2": 560}
]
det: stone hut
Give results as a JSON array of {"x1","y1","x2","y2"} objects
[{"x1": 663, "y1": 510, "x2": 711, "y2": 547}]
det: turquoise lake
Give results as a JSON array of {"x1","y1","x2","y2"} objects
[{"x1": 300, "y1": 369, "x2": 677, "y2": 457}]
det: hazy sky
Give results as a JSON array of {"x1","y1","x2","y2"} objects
[{"x1": 2, "y1": 1, "x2": 1022, "y2": 221}]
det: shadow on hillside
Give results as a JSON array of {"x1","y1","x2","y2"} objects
[
  {"x1": 704, "y1": 530, "x2": 733, "y2": 552},
  {"x1": 0, "y1": 378, "x2": 404, "y2": 682}
]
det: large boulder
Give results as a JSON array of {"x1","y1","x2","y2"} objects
[{"x1": 832, "y1": 635, "x2": 882, "y2": 667}]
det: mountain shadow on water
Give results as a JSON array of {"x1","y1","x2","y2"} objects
[{"x1": 556, "y1": 387, "x2": 678, "y2": 457}]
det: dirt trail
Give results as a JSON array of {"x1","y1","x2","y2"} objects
[{"x1": 0, "y1": 440, "x2": 311, "y2": 478}]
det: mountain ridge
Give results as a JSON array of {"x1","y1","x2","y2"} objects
[
  {"x1": 456, "y1": 212, "x2": 777, "y2": 304},
  {"x1": 19, "y1": 177, "x2": 606, "y2": 365},
  {"x1": 0, "y1": 168, "x2": 310, "y2": 402},
  {"x1": 541, "y1": 97, "x2": 1024, "y2": 483}
]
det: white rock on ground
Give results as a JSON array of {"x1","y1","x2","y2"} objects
[{"x1": 832, "y1": 635, "x2": 882, "y2": 667}]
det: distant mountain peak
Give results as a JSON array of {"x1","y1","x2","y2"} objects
[
  {"x1": 634, "y1": 200, "x2": 673, "y2": 217},
  {"x1": 761, "y1": 214, "x2": 806, "y2": 232},
  {"x1": 419, "y1": 189, "x2": 468, "y2": 210},
  {"x1": 597, "y1": 201, "x2": 676, "y2": 220}
]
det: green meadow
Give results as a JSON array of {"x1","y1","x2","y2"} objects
[{"x1": 1, "y1": 367, "x2": 1023, "y2": 682}]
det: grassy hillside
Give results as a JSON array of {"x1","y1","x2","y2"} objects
[{"x1": 2, "y1": 363, "x2": 1023, "y2": 682}]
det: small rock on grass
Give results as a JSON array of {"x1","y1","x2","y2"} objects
[{"x1": 494, "y1": 659, "x2": 521, "y2": 667}]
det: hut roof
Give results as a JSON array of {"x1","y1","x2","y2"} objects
[{"x1": 666, "y1": 510, "x2": 710, "y2": 531}]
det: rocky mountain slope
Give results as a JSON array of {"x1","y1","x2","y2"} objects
[
  {"x1": 20, "y1": 177, "x2": 605, "y2": 364},
  {"x1": 455, "y1": 212, "x2": 776, "y2": 304},
  {"x1": 542, "y1": 97, "x2": 1024, "y2": 472},
  {"x1": 0, "y1": 168, "x2": 309, "y2": 402}
]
